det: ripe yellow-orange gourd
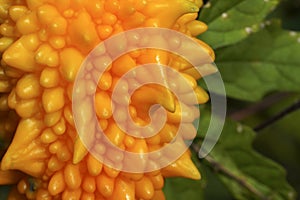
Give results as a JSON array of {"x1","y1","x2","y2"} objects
[{"x1": 0, "y1": 0, "x2": 214, "y2": 199}]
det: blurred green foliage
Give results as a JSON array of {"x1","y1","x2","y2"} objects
[{"x1": 165, "y1": 0, "x2": 300, "y2": 199}]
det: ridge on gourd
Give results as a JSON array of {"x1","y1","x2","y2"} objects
[{"x1": 0, "y1": 0, "x2": 215, "y2": 199}]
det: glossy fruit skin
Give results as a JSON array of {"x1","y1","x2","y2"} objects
[{"x1": 0, "y1": 0, "x2": 214, "y2": 199}]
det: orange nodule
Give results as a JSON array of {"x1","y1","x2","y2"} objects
[{"x1": 0, "y1": 0, "x2": 213, "y2": 199}]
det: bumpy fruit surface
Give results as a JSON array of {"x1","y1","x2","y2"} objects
[{"x1": 0, "y1": 0, "x2": 214, "y2": 199}]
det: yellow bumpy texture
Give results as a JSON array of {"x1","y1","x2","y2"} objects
[{"x1": 0, "y1": 0, "x2": 215, "y2": 199}]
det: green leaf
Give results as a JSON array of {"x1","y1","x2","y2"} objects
[
  {"x1": 214, "y1": 21, "x2": 300, "y2": 101},
  {"x1": 163, "y1": 177, "x2": 205, "y2": 200},
  {"x1": 197, "y1": 109, "x2": 296, "y2": 200},
  {"x1": 198, "y1": 0, "x2": 279, "y2": 48},
  {"x1": 249, "y1": 94, "x2": 300, "y2": 193},
  {"x1": 201, "y1": 164, "x2": 233, "y2": 200}
]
